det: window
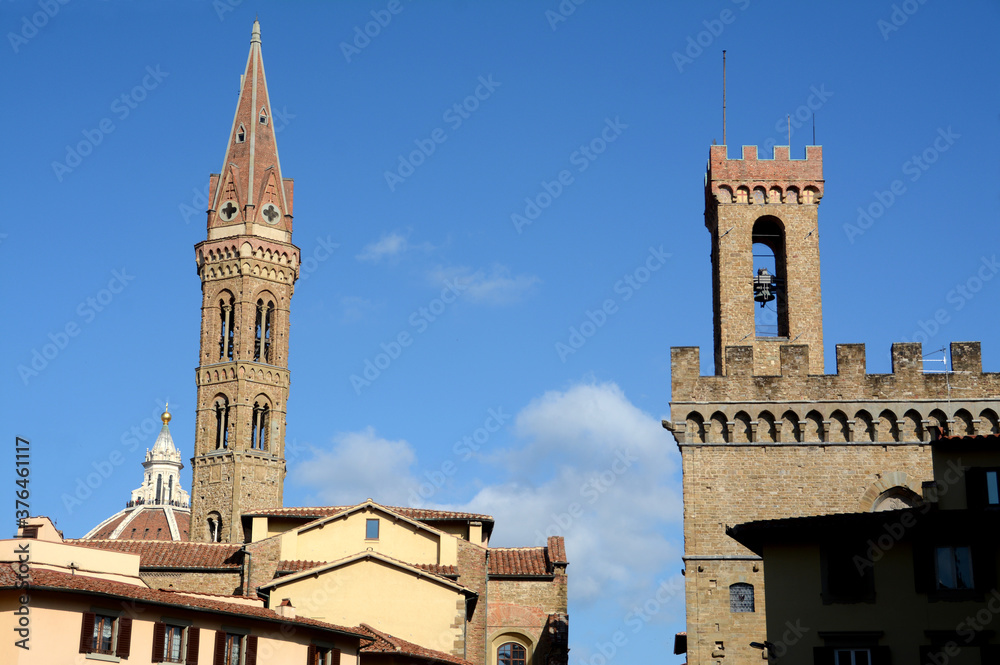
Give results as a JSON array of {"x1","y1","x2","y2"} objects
[
  {"x1": 967, "y1": 468, "x2": 1000, "y2": 507},
  {"x1": 254, "y1": 299, "x2": 273, "y2": 363},
  {"x1": 214, "y1": 397, "x2": 230, "y2": 449},
  {"x1": 814, "y1": 644, "x2": 889, "y2": 665},
  {"x1": 214, "y1": 631, "x2": 257, "y2": 665},
  {"x1": 218, "y1": 296, "x2": 235, "y2": 361},
  {"x1": 306, "y1": 645, "x2": 341, "y2": 665},
  {"x1": 208, "y1": 512, "x2": 223, "y2": 543},
  {"x1": 498, "y1": 643, "x2": 526, "y2": 665},
  {"x1": 935, "y1": 546, "x2": 974, "y2": 590},
  {"x1": 366, "y1": 519, "x2": 379, "y2": 539},
  {"x1": 251, "y1": 402, "x2": 269, "y2": 451},
  {"x1": 79, "y1": 612, "x2": 132, "y2": 659},
  {"x1": 236, "y1": 124, "x2": 246, "y2": 143},
  {"x1": 835, "y1": 649, "x2": 870, "y2": 665},
  {"x1": 152, "y1": 623, "x2": 199, "y2": 664},
  {"x1": 729, "y1": 582, "x2": 754, "y2": 612}
]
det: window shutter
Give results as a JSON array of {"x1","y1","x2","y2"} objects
[
  {"x1": 116, "y1": 616, "x2": 133, "y2": 659},
  {"x1": 812, "y1": 647, "x2": 835, "y2": 665},
  {"x1": 966, "y1": 468, "x2": 988, "y2": 508},
  {"x1": 332, "y1": 648, "x2": 341, "y2": 665},
  {"x1": 972, "y1": 542, "x2": 996, "y2": 592},
  {"x1": 214, "y1": 631, "x2": 226, "y2": 665},
  {"x1": 152, "y1": 622, "x2": 166, "y2": 661},
  {"x1": 870, "y1": 645, "x2": 892, "y2": 664},
  {"x1": 187, "y1": 627, "x2": 201, "y2": 665},
  {"x1": 79, "y1": 612, "x2": 96, "y2": 653},
  {"x1": 913, "y1": 542, "x2": 934, "y2": 593},
  {"x1": 306, "y1": 645, "x2": 316, "y2": 665},
  {"x1": 245, "y1": 635, "x2": 259, "y2": 665}
]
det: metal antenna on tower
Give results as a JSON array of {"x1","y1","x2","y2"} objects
[{"x1": 722, "y1": 50, "x2": 727, "y2": 146}]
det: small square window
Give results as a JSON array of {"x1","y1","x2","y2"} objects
[
  {"x1": 935, "y1": 546, "x2": 974, "y2": 590},
  {"x1": 366, "y1": 519, "x2": 379, "y2": 540}
]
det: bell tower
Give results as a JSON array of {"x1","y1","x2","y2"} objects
[
  {"x1": 191, "y1": 20, "x2": 300, "y2": 543},
  {"x1": 705, "y1": 144, "x2": 825, "y2": 375}
]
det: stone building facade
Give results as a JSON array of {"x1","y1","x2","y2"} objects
[{"x1": 664, "y1": 144, "x2": 1000, "y2": 663}]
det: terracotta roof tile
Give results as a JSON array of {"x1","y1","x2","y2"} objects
[
  {"x1": 277, "y1": 559, "x2": 458, "y2": 578},
  {"x1": 357, "y1": 623, "x2": 475, "y2": 665},
  {"x1": 88, "y1": 513, "x2": 129, "y2": 539},
  {"x1": 67, "y1": 539, "x2": 242, "y2": 569},
  {"x1": 85, "y1": 507, "x2": 191, "y2": 541},
  {"x1": 0, "y1": 564, "x2": 363, "y2": 638},
  {"x1": 245, "y1": 505, "x2": 494, "y2": 522},
  {"x1": 276, "y1": 560, "x2": 327, "y2": 574},
  {"x1": 489, "y1": 547, "x2": 550, "y2": 576},
  {"x1": 547, "y1": 536, "x2": 567, "y2": 564}
]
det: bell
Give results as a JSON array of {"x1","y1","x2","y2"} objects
[{"x1": 753, "y1": 268, "x2": 777, "y2": 307}]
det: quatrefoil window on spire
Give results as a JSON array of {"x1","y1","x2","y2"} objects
[
  {"x1": 261, "y1": 203, "x2": 280, "y2": 225},
  {"x1": 220, "y1": 201, "x2": 238, "y2": 222}
]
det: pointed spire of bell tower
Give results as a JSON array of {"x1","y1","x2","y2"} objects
[
  {"x1": 208, "y1": 19, "x2": 293, "y2": 242},
  {"x1": 192, "y1": 20, "x2": 300, "y2": 543}
]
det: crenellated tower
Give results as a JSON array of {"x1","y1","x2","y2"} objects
[
  {"x1": 667, "y1": 144, "x2": 999, "y2": 663},
  {"x1": 705, "y1": 144, "x2": 825, "y2": 376},
  {"x1": 191, "y1": 20, "x2": 300, "y2": 543}
]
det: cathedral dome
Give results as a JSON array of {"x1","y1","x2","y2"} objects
[{"x1": 82, "y1": 406, "x2": 191, "y2": 541}]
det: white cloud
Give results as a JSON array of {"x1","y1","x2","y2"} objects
[
  {"x1": 428, "y1": 264, "x2": 539, "y2": 305},
  {"x1": 289, "y1": 381, "x2": 683, "y2": 616},
  {"x1": 290, "y1": 427, "x2": 417, "y2": 506},
  {"x1": 356, "y1": 230, "x2": 434, "y2": 262},
  {"x1": 435, "y1": 381, "x2": 683, "y2": 608}
]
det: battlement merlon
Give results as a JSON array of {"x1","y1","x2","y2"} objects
[
  {"x1": 706, "y1": 145, "x2": 824, "y2": 205},
  {"x1": 669, "y1": 341, "x2": 998, "y2": 405}
]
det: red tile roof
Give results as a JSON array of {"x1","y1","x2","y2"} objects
[
  {"x1": 87, "y1": 513, "x2": 128, "y2": 539},
  {"x1": 489, "y1": 537, "x2": 567, "y2": 576},
  {"x1": 277, "y1": 560, "x2": 459, "y2": 578},
  {"x1": 547, "y1": 536, "x2": 567, "y2": 564},
  {"x1": 244, "y1": 505, "x2": 494, "y2": 523},
  {"x1": 67, "y1": 539, "x2": 242, "y2": 569},
  {"x1": 357, "y1": 623, "x2": 475, "y2": 665},
  {"x1": 85, "y1": 506, "x2": 191, "y2": 541},
  {"x1": 0, "y1": 564, "x2": 363, "y2": 639},
  {"x1": 276, "y1": 559, "x2": 327, "y2": 574},
  {"x1": 489, "y1": 547, "x2": 550, "y2": 576},
  {"x1": 414, "y1": 562, "x2": 459, "y2": 577}
]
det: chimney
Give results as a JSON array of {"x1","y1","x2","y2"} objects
[{"x1": 276, "y1": 598, "x2": 295, "y2": 619}]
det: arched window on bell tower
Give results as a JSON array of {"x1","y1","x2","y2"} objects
[
  {"x1": 254, "y1": 298, "x2": 274, "y2": 363},
  {"x1": 752, "y1": 216, "x2": 788, "y2": 338},
  {"x1": 251, "y1": 400, "x2": 270, "y2": 451},
  {"x1": 214, "y1": 396, "x2": 230, "y2": 449},
  {"x1": 218, "y1": 293, "x2": 235, "y2": 360}
]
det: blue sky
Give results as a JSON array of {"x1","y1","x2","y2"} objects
[{"x1": 4, "y1": 0, "x2": 999, "y2": 661}]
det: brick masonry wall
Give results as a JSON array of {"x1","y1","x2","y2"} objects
[
  {"x1": 457, "y1": 539, "x2": 488, "y2": 663},
  {"x1": 487, "y1": 572, "x2": 567, "y2": 663},
  {"x1": 140, "y1": 571, "x2": 244, "y2": 596},
  {"x1": 669, "y1": 341, "x2": 1000, "y2": 664},
  {"x1": 191, "y1": 238, "x2": 299, "y2": 543}
]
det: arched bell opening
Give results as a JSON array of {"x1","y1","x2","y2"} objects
[{"x1": 752, "y1": 215, "x2": 788, "y2": 338}]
